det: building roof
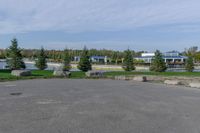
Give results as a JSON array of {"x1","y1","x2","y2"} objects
[
  {"x1": 74, "y1": 56, "x2": 106, "y2": 59},
  {"x1": 91, "y1": 56, "x2": 106, "y2": 59},
  {"x1": 136, "y1": 56, "x2": 187, "y2": 59},
  {"x1": 165, "y1": 51, "x2": 180, "y2": 53}
]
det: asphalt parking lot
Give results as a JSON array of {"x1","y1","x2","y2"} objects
[{"x1": 1, "y1": 79, "x2": 200, "y2": 133}]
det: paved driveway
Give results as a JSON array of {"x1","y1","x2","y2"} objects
[{"x1": 0, "y1": 79, "x2": 200, "y2": 133}]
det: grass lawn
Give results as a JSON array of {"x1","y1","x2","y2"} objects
[
  {"x1": 0, "y1": 69, "x2": 86, "y2": 81},
  {"x1": 32, "y1": 70, "x2": 86, "y2": 79},
  {"x1": 1, "y1": 69, "x2": 200, "y2": 82},
  {"x1": 105, "y1": 71, "x2": 200, "y2": 77}
]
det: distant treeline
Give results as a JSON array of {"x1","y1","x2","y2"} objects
[
  {"x1": 1, "y1": 45, "x2": 200, "y2": 64},
  {"x1": 0, "y1": 48, "x2": 145, "y2": 63}
]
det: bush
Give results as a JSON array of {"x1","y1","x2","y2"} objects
[
  {"x1": 62, "y1": 48, "x2": 71, "y2": 71},
  {"x1": 150, "y1": 50, "x2": 167, "y2": 72},
  {"x1": 6, "y1": 38, "x2": 26, "y2": 70},
  {"x1": 78, "y1": 46, "x2": 92, "y2": 72},
  {"x1": 35, "y1": 47, "x2": 47, "y2": 70},
  {"x1": 122, "y1": 49, "x2": 135, "y2": 71},
  {"x1": 185, "y1": 56, "x2": 194, "y2": 72}
]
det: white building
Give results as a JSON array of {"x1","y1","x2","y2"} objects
[
  {"x1": 73, "y1": 56, "x2": 108, "y2": 64},
  {"x1": 135, "y1": 51, "x2": 187, "y2": 64}
]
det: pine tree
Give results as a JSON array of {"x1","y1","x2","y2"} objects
[
  {"x1": 78, "y1": 46, "x2": 92, "y2": 72},
  {"x1": 62, "y1": 48, "x2": 71, "y2": 71},
  {"x1": 122, "y1": 49, "x2": 135, "y2": 71},
  {"x1": 185, "y1": 56, "x2": 194, "y2": 72},
  {"x1": 6, "y1": 38, "x2": 26, "y2": 70},
  {"x1": 150, "y1": 50, "x2": 167, "y2": 72},
  {"x1": 35, "y1": 47, "x2": 47, "y2": 70}
]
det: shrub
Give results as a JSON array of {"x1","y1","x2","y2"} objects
[
  {"x1": 6, "y1": 38, "x2": 26, "y2": 70},
  {"x1": 185, "y1": 56, "x2": 194, "y2": 72},
  {"x1": 78, "y1": 46, "x2": 92, "y2": 72},
  {"x1": 35, "y1": 47, "x2": 47, "y2": 70},
  {"x1": 122, "y1": 49, "x2": 135, "y2": 71},
  {"x1": 150, "y1": 50, "x2": 167, "y2": 72},
  {"x1": 62, "y1": 48, "x2": 71, "y2": 71}
]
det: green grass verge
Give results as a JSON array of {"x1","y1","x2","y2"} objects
[
  {"x1": 1, "y1": 69, "x2": 200, "y2": 82},
  {"x1": 0, "y1": 69, "x2": 86, "y2": 81},
  {"x1": 105, "y1": 71, "x2": 200, "y2": 77}
]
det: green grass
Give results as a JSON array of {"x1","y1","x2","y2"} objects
[
  {"x1": 70, "y1": 71, "x2": 85, "y2": 78},
  {"x1": 0, "y1": 69, "x2": 86, "y2": 81},
  {"x1": 31, "y1": 70, "x2": 54, "y2": 77},
  {"x1": 105, "y1": 71, "x2": 200, "y2": 77},
  {"x1": 0, "y1": 70, "x2": 15, "y2": 80},
  {"x1": 1, "y1": 69, "x2": 200, "y2": 82},
  {"x1": 0, "y1": 70, "x2": 54, "y2": 81}
]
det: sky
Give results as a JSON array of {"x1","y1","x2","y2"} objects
[{"x1": 0, "y1": 0, "x2": 200, "y2": 51}]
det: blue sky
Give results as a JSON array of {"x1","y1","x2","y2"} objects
[{"x1": 0, "y1": 0, "x2": 200, "y2": 51}]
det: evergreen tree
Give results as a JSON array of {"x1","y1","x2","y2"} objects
[
  {"x1": 35, "y1": 47, "x2": 47, "y2": 70},
  {"x1": 122, "y1": 49, "x2": 135, "y2": 71},
  {"x1": 78, "y1": 46, "x2": 92, "y2": 72},
  {"x1": 62, "y1": 48, "x2": 71, "y2": 71},
  {"x1": 6, "y1": 38, "x2": 26, "y2": 70},
  {"x1": 185, "y1": 56, "x2": 194, "y2": 72},
  {"x1": 150, "y1": 50, "x2": 167, "y2": 72}
]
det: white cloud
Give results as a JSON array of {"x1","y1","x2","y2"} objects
[{"x1": 0, "y1": 0, "x2": 200, "y2": 34}]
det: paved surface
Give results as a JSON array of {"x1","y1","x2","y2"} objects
[{"x1": 1, "y1": 79, "x2": 200, "y2": 133}]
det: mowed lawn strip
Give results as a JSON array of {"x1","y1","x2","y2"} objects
[
  {"x1": 1, "y1": 69, "x2": 200, "y2": 82},
  {"x1": 105, "y1": 71, "x2": 200, "y2": 77},
  {"x1": 0, "y1": 70, "x2": 86, "y2": 81}
]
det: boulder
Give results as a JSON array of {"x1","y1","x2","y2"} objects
[
  {"x1": 53, "y1": 70, "x2": 71, "y2": 77},
  {"x1": 85, "y1": 71, "x2": 104, "y2": 78},
  {"x1": 133, "y1": 76, "x2": 147, "y2": 82},
  {"x1": 189, "y1": 82, "x2": 200, "y2": 88},
  {"x1": 164, "y1": 80, "x2": 182, "y2": 85},
  {"x1": 114, "y1": 76, "x2": 127, "y2": 80},
  {"x1": 11, "y1": 70, "x2": 31, "y2": 77}
]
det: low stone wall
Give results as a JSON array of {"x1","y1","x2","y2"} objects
[
  {"x1": 85, "y1": 71, "x2": 105, "y2": 78},
  {"x1": 133, "y1": 76, "x2": 147, "y2": 82},
  {"x1": 11, "y1": 70, "x2": 32, "y2": 77},
  {"x1": 189, "y1": 82, "x2": 200, "y2": 88},
  {"x1": 113, "y1": 75, "x2": 200, "y2": 88},
  {"x1": 164, "y1": 80, "x2": 182, "y2": 85},
  {"x1": 53, "y1": 70, "x2": 71, "y2": 77}
]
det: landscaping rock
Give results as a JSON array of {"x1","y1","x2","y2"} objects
[
  {"x1": 164, "y1": 80, "x2": 182, "y2": 85},
  {"x1": 53, "y1": 70, "x2": 71, "y2": 77},
  {"x1": 85, "y1": 71, "x2": 104, "y2": 78},
  {"x1": 189, "y1": 82, "x2": 200, "y2": 88},
  {"x1": 11, "y1": 70, "x2": 31, "y2": 77},
  {"x1": 133, "y1": 76, "x2": 147, "y2": 82},
  {"x1": 115, "y1": 76, "x2": 127, "y2": 80}
]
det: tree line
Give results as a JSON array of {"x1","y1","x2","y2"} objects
[
  {"x1": 0, "y1": 42, "x2": 144, "y2": 64},
  {"x1": 2, "y1": 38, "x2": 196, "y2": 72}
]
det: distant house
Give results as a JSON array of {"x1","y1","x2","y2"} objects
[
  {"x1": 73, "y1": 56, "x2": 81, "y2": 62},
  {"x1": 73, "y1": 56, "x2": 108, "y2": 64},
  {"x1": 90, "y1": 56, "x2": 108, "y2": 63},
  {"x1": 135, "y1": 51, "x2": 187, "y2": 64}
]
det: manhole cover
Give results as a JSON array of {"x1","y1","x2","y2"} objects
[{"x1": 10, "y1": 92, "x2": 22, "y2": 96}]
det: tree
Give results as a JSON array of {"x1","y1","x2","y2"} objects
[
  {"x1": 150, "y1": 50, "x2": 167, "y2": 72},
  {"x1": 0, "y1": 50, "x2": 6, "y2": 59},
  {"x1": 184, "y1": 46, "x2": 198, "y2": 62},
  {"x1": 35, "y1": 47, "x2": 47, "y2": 70},
  {"x1": 194, "y1": 52, "x2": 200, "y2": 63},
  {"x1": 185, "y1": 56, "x2": 194, "y2": 72},
  {"x1": 62, "y1": 48, "x2": 71, "y2": 71},
  {"x1": 78, "y1": 46, "x2": 92, "y2": 72},
  {"x1": 122, "y1": 49, "x2": 135, "y2": 71},
  {"x1": 6, "y1": 38, "x2": 26, "y2": 70},
  {"x1": 184, "y1": 46, "x2": 198, "y2": 57}
]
